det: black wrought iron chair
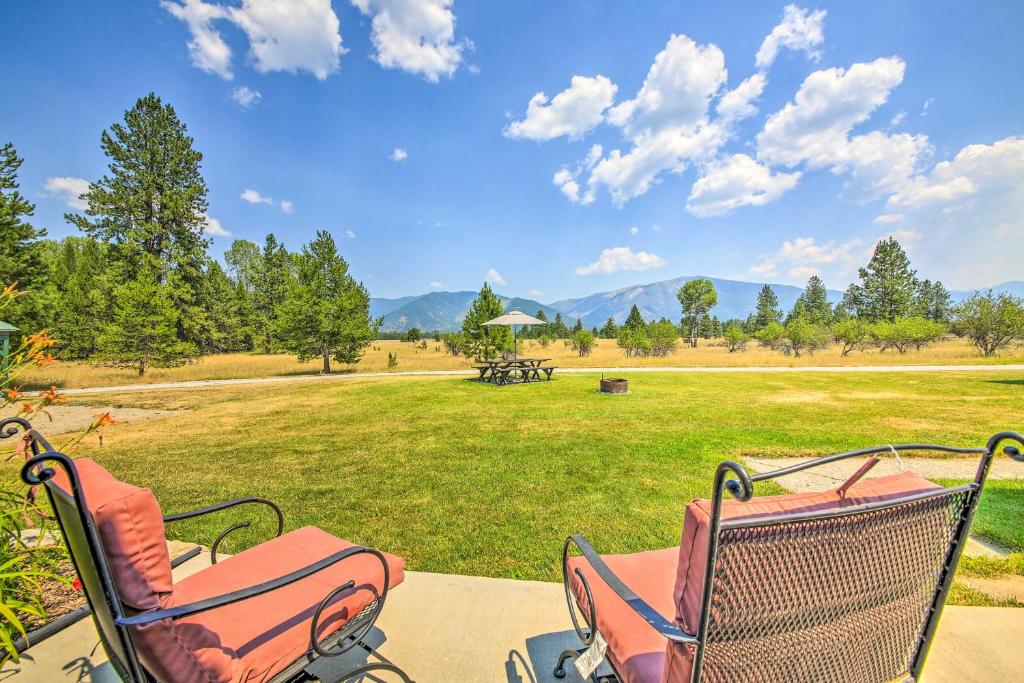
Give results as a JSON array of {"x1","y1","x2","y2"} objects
[
  {"x1": 556, "y1": 431, "x2": 1024, "y2": 683},
  {"x1": 3, "y1": 417, "x2": 413, "y2": 682}
]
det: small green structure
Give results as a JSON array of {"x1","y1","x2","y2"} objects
[{"x1": 0, "y1": 320, "x2": 17, "y2": 378}]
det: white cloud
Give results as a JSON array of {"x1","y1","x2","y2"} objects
[
  {"x1": 241, "y1": 188, "x2": 273, "y2": 204},
  {"x1": 888, "y1": 136, "x2": 1024, "y2": 211},
  {"x1": 161, "y1": 0, "x2": 234, "y2": 79},
  {"x1": 552, "y1": 144, "x2": 602, "y2": 204},
  {"x1": 838, "y1": 130, "x2": 931, "y2": 200},
  {"x1": 280, "y1": 200, "x2": 294, "y2": 213},
  {"x1": 756, "y1": 4, "x2": 827, "y2": 70},
  {"x1": 890, "y1": 111, "x2": 907, "y2": 127},
  {"x1": 352, "y1": 0, "x2": 465, "y2": 82},
  {"x1": 232, "y1": 85, "x2": 262, "y2": 108},
  {"x1": 430, "y1": 281, "x2": 444, "y2": 289},
  {"x1": 575, "y1": 246, "x2": 666, "y2": 276},
  {"x1": 687, "y1": 154, "x2": 801, "y2": 217},
  {"x1": 874, "y1": 213, "x2": 905, "y2": 225},
  {"x1": 629, "y1": 225, "x2": 639, "y2": 235},
  {"x1": 587, "y1": 122, "x2": 726, "y2": 205},
  {"x1": 715, "y1": 73, "x2": 767, "y2": 124},
  {"x1": 608, "y1": 34, "x2": 727, "y2": 136},
  {"x1": 390, "y1": 147, "x2": 408, "y2": 161},
  {"x1": 486, "y1": 268, "x2": 507, "y2": 285},
  {"x1": 757, "y1": 57, "x2": 906, "y2": 169},
  {"x1": 504, "y1": 75, "x2": 617, "y2": 141},
  {"x1": 528, "y1": 288, "x2": 544, "y2": 298},
  {"x1": 203, "y1": 214, "x2": 231, "y2": 237},
  {"x1": 345, "y1": 229, "x2": 356, "y2": 238},
  {"x1": 163, "y1": 0, "x2": 344, "y2": 81},
  {"x1": 749, "y1": 236, "x2": 861, "y2": 280},
  {"x1": 43, "y1": 176, "x2": 90, "y2": 210}
]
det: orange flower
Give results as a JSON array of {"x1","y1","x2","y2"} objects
[
  {"x1": 40, "y1": 385, "x2": 65, "y2": 404},
  {"x1": 25, "y1": 331, "x2": 56, "y2": 348},
  {"x1": 2, "y1": 388, "x2": 20, "y2": 402},
  {"x1": 37, "y1": 355, "x2": 56, "y2": 366},
  {"x1": 92, "y1": 412, "x2": 118, "y2": 427},
  {"x1": 20, "y1": 402, "x2": 36, "y2": 415}
]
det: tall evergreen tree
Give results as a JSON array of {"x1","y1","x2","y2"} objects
[
  {"x1": 916, "y1": 279, "x2": 952, "y2": 323},
  {"x1": 0, "y1": 142, "x2": 47, "y2": 328},
  {"x1": 97, "y1": 262, "x2": 194, "y2": 375},
  {"x1": 47, "y1": 237, "x2": 110, "y2": 358},
  {"x1": 277, "y1": 231, "x2": 377, "y2": 373},
  {"x1": 848, "y1": 238, "x2": 919, "y2": 322},
  {"x1": 551, "y1": 312, "x2": 569, "y2": 339},
  {"x1": 753, "y1": 285, "x2": 783, "y2": 330},
  {"x1": 599, "y1": 317, "x2": 619, "y2": 339},
  {"x1": 571, "y1": 317, "x2": 584, "y2": 334},
  {"x1": 67, "y1": 93, "x2": 210, "y2": 344},
  {"x1": 461, "y1": 282, "x2": 510, "y2": 360},
  {"x1": 677, "y1": 278, "x2": 718, "y2": 347},
  {"x1": 623, "y1": 305, "x2": 646, "y2": 332},
  {"x1": 199, "y1": 259, "x2": 245, "y2": 353},
  {"x1": 252, "y1": 234, "x2": 290, "y2": 353},
  {"x1": 790, "y1": 275, "x2": 833, "y2": 325}
]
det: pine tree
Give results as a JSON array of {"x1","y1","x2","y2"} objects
[
  {"x1": 461, "y1": 282, "x2": 510, "y2": 360},
  {"x1": 252, "y1": 234, "x2": 290, "y2": 353},
  {"x1": 753, "y1": 285, "x2": 783, "y2": 330},
  {"x1": 851, "y1": 238, "x2": 919, "y2": 322},
  {"x1": 0, "y1": 143, "x2": 47, "y2": 328},
  {"x1": 224, "y1": 239, "x2": 262, "y2": 294},
  {"x1": 277, "y1": 231, "x2": 377, "y2": 373},
  {"x1": 623, "y1": 305, "x2": 646, "y2": 332},
  {"x1": 599, "y1": 317, "x2": 619, "y2": 339},
  {"x1": 97, "y1": 260, "x2": 194, "y2": 375},
  {"x1": 551, "y1": 313, "x2": 569, "y2": 339},
  {"x1": 790, "y1": 276, "x2": 833, "y2": 325},
  {"x1": 916, "y1": 279, "x2": 952, "y2": 323},
  {"x1": 677, "y1": 278, "x2": 718, "y2": 347},
  {"x1": 199, "y1": 259, "x2": 244, "y2": 353},
  {"x1": 572, "y1": 317, "x2": 584, "y2": 334},
  {"x1": 67, "y1": 94, "x2": 210, "y2": 344},
  {"x1": 47, "y1": 237, "x2": 110, "y2": 358}
]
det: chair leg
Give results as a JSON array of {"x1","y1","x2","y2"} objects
[
  {"x1": 341, "y1": 661, "x2": 413, "y2": 682},
  {"x1": 554, "y1": 648, "x2": 583, "y2": 678}
]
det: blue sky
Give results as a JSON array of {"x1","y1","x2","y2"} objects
[{"x1": 4, "y1": 1, "x2": 1022, "y2": 301}]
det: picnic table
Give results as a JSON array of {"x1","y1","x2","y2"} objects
[{"x1": 472, "y1": 358, "x2": 557, "y2": 384}]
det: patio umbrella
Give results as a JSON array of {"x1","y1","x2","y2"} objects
[{"x1": 483, "y1": 311, "x2": 546, "y2": 360}]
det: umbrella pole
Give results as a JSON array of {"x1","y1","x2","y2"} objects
[{"x1": 513, "y1": 324, "x2": 517, "y2": 360}]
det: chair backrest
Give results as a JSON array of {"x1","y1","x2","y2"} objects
[
  {"x1": 676, "y1": 435, "x2": 1024, "y2": 683},
  {"x1": 702, "y1": 485, "x2": 968, "y2": 682},
  {"x1": 17, "y1": 435, "x2": 173, "y2": 683}
]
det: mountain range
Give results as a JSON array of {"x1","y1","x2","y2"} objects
[{"x1": 371, "y1": 277, "x2": 1024, "y2": 332}]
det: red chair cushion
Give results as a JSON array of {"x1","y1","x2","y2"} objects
[
  {"x1": 568, "y1": 547, "x2": 678, "y2": 683},
  {"x1": 147, "y1": 526, "x2": 405, "y2": 683},
  {"x1": 50, "y1": 458, "x2": 173, "y2": 610}
]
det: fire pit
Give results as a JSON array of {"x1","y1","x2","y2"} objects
[{"x1": 600, "y1": 377, "x2": 628, "y2": 394}]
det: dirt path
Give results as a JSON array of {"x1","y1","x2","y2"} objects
[
  {"x1": 0, "y1": 404, "x2": 183, "y2": 436},
  {"x1": 29, "y1": 363, "x2": 1024, "y2": 396}
]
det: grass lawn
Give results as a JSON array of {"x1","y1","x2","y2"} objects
[
  {"x1": 19, "y1": 337, "x2": 1024, "y2": 390},
  {"x1": 935, "y1": 478, "x2": 1024, "y2": 552},
  {"x1": 5, "y1": 370, "x2": 1022, "y2": 583}
]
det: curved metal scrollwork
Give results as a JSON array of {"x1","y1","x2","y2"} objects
[
  {"x1": 716, "y1": 460, "x2": 754, "y2": 503},
  {"x1": 211, "y1": 522, "x2": 250, "y2": 564},
  {"x1": 1, "y1": 416, "x2": 33, "y2": 440},
  {"x1": 309, "y1": 547, "x2": 390, "y2": 659},
  {"x1": 340, "y1": 662, "x2": 413, "y2": 682},
  {"x1": 560, "y1": 535, "x2": 597, "y2": 647}
]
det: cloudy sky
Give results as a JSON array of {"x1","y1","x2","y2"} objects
[{"x1": 5, "y1": 1, "x2": 1022, "y2": 300}]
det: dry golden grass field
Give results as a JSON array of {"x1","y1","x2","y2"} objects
[{"x1": 19, "y1": 336, "x2": 1024, "y2": 390}]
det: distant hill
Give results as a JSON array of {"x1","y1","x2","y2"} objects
[
  {"x1": 371, "y1": 292, "x2": 561, "y2": 332},
  {"x1": 369, "y1": 279, "x2": 1024, "y2": 332},
  {"x1": 550, "y1": 276, "x2": 843, "y2": 328}
]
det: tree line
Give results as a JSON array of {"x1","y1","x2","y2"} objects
[{"x1": 1, "y1": 94, "x2": 377, "y2": 375}]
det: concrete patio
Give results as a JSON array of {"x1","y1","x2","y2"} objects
[{"x1": 5, "y1": 543, "x2": 1022, "y2": 683}]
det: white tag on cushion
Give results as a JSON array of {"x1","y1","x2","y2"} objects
[{"x1": 575, "y1": 631, "x2": 608, "y2": 679}]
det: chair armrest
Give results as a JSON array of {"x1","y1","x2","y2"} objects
[
  {"x1": 117, "y1": 545, "x2": 387, "y2": 626},
  {"x1": 163, "y1": 497, "x2": 284, "y2": 536},
  {"x1": 564, "y1": 534, "x2": 697, "y2": 645}
]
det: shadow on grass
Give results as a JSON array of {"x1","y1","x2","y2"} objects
[{"x1": 984, "y1": 379, "x2": 1024, "y2": 386}]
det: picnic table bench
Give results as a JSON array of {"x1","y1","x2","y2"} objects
[{"x1": 472, "y1": 358, "x2": 557, "y2": 384}]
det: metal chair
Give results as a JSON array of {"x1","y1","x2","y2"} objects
[
  {"x1": 556, "y1": 432, "x2": 1024, "y2": 683},
  {"x1": 3, "y1": 417, "x2": 413, "y2": 682}
]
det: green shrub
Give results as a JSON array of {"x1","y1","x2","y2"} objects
[
  {"x1": 616, "y1": 328, "x2": 651, "y2": 358},
  {"x1": 647, "y1": 321, "x2": 680, "y2": 357},
  {"x1": 568, "y1": 330, "x2": 595, "y2": 357},
  {"x1": 831, "y1": 318, "x2": 870, "y2": 356},
  {"x1": 779, "y1": 318, "x2": 830, "y2": 356},
  {"x1": 722, "y1": 323, "x2": 750, "y2": 352},
  {"x1": 753, "y1": 321, "x2": 785, "y2": 349},
  {"x1": 872, "y1": 316, "x2": 946, "y2": 354}
]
